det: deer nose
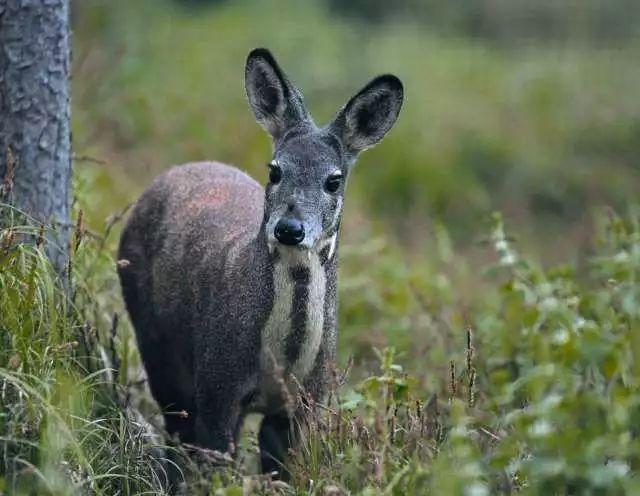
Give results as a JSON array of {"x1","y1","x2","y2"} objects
[{"x1": 274, "y1": 218, "x2": 305, "y2": 246}]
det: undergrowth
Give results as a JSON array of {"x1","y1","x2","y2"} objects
[
  {"x1": 1, "y1": 198, "x2": 639, "y2": 494},
  {"x1": 283, "y1": 208, "x2": 640, "y2": 495},
  {"x1": 0, "y1": 201, "x2": 175, "y2": 495}
]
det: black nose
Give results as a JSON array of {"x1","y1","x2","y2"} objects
[{"x1": 274, "y1": 218, "x2": 305, "y2": 246}]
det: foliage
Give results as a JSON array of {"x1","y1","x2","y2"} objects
[
  {"x1": 2, "y1": 185, "x2": 640, "y2": 493},
  {"x1": 285, "y1": 208, "x2": 640, "y2": 494},
  {"x1": 0, "y1": 201, "x2": 173, "y2": 495}
]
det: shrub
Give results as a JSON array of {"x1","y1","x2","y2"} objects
[
  {"x1": 2, "y1": 191, "x2": 640, "y2": 494},
  {"x1": 288, "y1": 208, "x2": 640, "y2": 494}
]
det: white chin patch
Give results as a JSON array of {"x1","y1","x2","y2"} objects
[{"x1": 267, "y1": 233, "x2": 334, "y2": 261}]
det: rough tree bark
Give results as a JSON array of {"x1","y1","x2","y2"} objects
[{"x1": 0, "y1": 0, "x2": 72, "y2": 273}]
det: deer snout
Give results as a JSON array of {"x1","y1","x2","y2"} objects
[{"x1": 274, "y1": 217, "x2": 305, "y2": 246}]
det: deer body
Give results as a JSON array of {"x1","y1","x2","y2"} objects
[{"x1": 118, "y1": 49, "x2": 402, "y2": 476}]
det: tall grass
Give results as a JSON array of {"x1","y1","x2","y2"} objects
[
  {"x1": 0, "y1": 201, "x2": 174, "y2": 495},
  {"x1": 2, "y1": 183, "x2": 639, "y2": 493},
  {"x1": 270, "y1": 209, "x2": 639, "y2": 495}
]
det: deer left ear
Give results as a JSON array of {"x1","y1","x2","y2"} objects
[{"x1": 328, "y1": 74, "x2": 403, "y2": 157}]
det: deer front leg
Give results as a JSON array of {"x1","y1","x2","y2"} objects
[
  {"x1": 194, "y1": 407, "x2": 240, "y2": 454},
  {"x1": 193, "y1": 355, "x2": 257, "y2": 454},
  {"x1": 259, "y1": 347, "x2": 333, "y2": 478},
  {"x1": 259, "y1": 412, "x2": 292, "y2": 478}
]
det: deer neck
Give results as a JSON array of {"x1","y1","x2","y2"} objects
[{"x1": 260, "y1": 231, "x2": 337, "y2": 388}]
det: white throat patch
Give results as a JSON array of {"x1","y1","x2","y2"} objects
[{"x1": 260, "y1": 248, "x2": 326, "y2": 394}]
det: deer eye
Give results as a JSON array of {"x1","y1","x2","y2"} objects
[
  {"x1": 268, "y1": 162, "x2": 282, "y2": 184},
  {"x1": 324, "y1": 172, "x2": 342, "y2": 193}
]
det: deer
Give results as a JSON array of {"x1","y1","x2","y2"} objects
[{"x1": 117, "y1": 48, "x2": 403, "y2": 476}]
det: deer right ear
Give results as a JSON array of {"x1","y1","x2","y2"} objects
[{"x1": 245, "y1": 48, "x2": 311, "y2": 141}]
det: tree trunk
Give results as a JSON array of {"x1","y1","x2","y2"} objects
[{"x1": 0, "y1": 0, "x2": 72, "y2": 273}]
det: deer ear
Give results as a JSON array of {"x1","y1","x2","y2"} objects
[
  {"x1": 328, "y1": 75, "x2": 403, "y2": 156},
  {"x1": 245, "y1": 48, "x2": 311, "y2": 141}
]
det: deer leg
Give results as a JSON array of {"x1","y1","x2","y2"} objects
[
  {"x1": 194, "y1": 374, "x2": 257, "y2": 454},
  {"x1": 194, "y1": 403, "x2": 241, "y2": 454},
  {"x1": 259, "y1": 413, "x2": 292, "y2": 479}
]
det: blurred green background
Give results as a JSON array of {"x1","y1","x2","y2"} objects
[
  {"x1": 71, "y1": 0, "x2": 640, "y2": 370},
  {"x1": 73, "y1": 0, "x2": 640, "y2": 253}
]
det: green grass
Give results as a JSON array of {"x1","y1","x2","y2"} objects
[
  {"x1": 0, "y1": 201, "x2": 173, "y2": 495},
  {"x1": 2, "y1": 181, "x2": 640, "y2": 493}
]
